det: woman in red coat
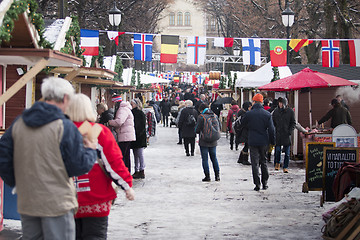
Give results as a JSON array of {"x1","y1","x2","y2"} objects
[{"x1": 66, "y1": 93, "x2": 135, "y2": 239}]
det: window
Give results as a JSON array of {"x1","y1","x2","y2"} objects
[
  {"x1": 211, "y1": 18, "x2": 216, "y2": 31},
  {"x1": 212, "y1": 39, "x2": 215, "y2": 49},
  {"x1": 169, "y1": 12, "x2": 175, "y2": 26},
  {"x1": 179, "y1": 39, "x2": 182, "y2": 50},
  {"x1": 177, "y1": 12, "x2": 183, "y2": 26},
  {"x1": 184, "y1": 39, "x2": 187, "y2": 49},
  {"x1": 185, "y1": 12, "x2": 191, "y2": 26},
  {"x1": 206, "y1": 17, "x2": 211, "y2": 31},
  {"x1": 206, "y1": 39, "x2": 209, "y2": 50}
]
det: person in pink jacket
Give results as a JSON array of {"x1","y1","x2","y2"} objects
[{"x1": 109, "y1": 100, "x2": 136, "y2": 173}]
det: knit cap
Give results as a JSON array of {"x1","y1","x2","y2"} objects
[{"x1": 252, "y1": 93, "x2": 263, "y2": 103}]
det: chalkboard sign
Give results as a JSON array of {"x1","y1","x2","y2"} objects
[
  {"x1": 323, "y1": 147, "x2": 359, "y2": 202},
  {"x1": 305, "y1": 142, "x2": 335, "y2": 191}
]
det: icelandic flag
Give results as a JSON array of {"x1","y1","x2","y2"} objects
[
  {"x1": 80, "y1": 29, "x2": 99, "y2": 56},
  {"x1": 242, "y1": 38, "x2": 261, "y2": 66},
  {"x1": 349, "y1": 40, "x2": 360, "y2": 67},
  {"x1": 134, "y1": 34, "x2": 153, "y2": 62},
  {"x1": 187, "y1": 36, "x2": 207, "y2": 65},
  {"x1": 322, "y1": 40, "x2": 340, "y2": 68}
]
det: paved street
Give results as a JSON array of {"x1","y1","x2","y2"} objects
[{"x1": 1, "y1": 124, "x2": 326, "y2": 239}]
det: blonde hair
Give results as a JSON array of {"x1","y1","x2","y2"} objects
[
  {"x1": 185, "y1": 100, "x2": 193, "y2": 107},
  {"x1": 131, "y1": 98, "x2": 143, "y2": 110},
  {"x1": 66, "y1": 93, "x2": 97, "y2": 122}
]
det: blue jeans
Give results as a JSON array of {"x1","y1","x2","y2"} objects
[
  {"x1": 200, "y1": 146, "x2": 220, "y2": 176},
  {"x1": 274, "y1": 145, "x2": 290, "y2": 169}
]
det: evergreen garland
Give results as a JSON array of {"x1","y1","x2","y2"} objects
[
  {"x1": 130, "y1": 68, "x2": 136, "y2": 86},
  {"x1": 91, "y1": 45, "x2": 104, "y2": 68},
  {"x1": 0, "y1": 0, "x2": 51, "y2": 48},
  {"x1": 136, "y1": 71, "x2": 141, "y2": 89},
  {"x1": 113, "y1": 56, "x2": 124, "y2": 82},
  {"x1": 219, "y1": 76, "x2": 225, "y2": 89},
  {"x1": 61, "y1": 16, "x2": 84, "y2": 61},
  {"x1": 227, "y1": 72, "x2": 232, "y2": 89},
  {"x1": 233, "y1": 73, "x2": 237, "y2": 90},
  {"x1": 271, "y1": 67, "x2": 280, "y2": 82}
]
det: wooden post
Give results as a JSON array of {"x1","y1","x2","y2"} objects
[
  {"x1": 64, "y1": 68, "x2": 81, "y2": 81},
  {"x1": 0, "y1": 58, "x2": 49, "y2": 107}
]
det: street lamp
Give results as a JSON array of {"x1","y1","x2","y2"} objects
[
  {"x1": 108, "y1": 1, "x2": 122, "y2": 55},
  {"x1": 233, "y1": 45, "x2": 240, "y2": 56},
  {"x1": 282, "y1": 3, "x2": 294, "y2": 64}
]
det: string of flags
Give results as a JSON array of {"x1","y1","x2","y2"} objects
[{"x1": 80, "y1": 29, "x2": 360, "y2": 68}]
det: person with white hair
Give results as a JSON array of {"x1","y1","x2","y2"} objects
[
  {"x1": 66, "y1": 93, "x2": 134, "y2": 239},
  {"x1": 0, "y1": 77, "x2": 97, "y2": 240},
  {"x1": 178, "y1": 99, "x2": 198, "y2": 156}
]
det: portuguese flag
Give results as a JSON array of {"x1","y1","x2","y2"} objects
[
  {"x1": 270, "y1": 40, "x2": 287, "y2": 67},
  {"x1": 160, "y1": 35, "x2": 179, "y2": 63}
]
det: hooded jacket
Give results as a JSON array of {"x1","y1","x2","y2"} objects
[
  {"x1": 109, "y1": 101, "x2": 136, "y2": 142},
  {"x1": 0, "y1": 101, "x2": 97, "y2": 217},
  {"x1": 226, "y1": 104, "x2": 240, "y2": 134},
  {"x1": 272, "y1": 99, "x2": 296, "y2": 146}
]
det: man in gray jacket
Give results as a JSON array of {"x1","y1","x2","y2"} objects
[{"x1": 0, "y1": 77, "x2": 97, "y2": 240}]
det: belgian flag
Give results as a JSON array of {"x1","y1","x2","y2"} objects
[{"x1": 161, "y1": 35, "x2": 179, "y2": 63}]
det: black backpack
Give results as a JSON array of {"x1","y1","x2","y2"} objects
[
  {"x1": 200, "y1": 114, "x2": 221, "y2": 142},
  {"x1": 185, "y1": 114, "x2": 196, "y2": 126}
]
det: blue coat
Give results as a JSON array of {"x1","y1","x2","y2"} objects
[{"x1": 241, "y1": 103, "x2": 275, "y2": 147}]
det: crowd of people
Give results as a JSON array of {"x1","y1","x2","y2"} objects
[{"x1": 0, "y1": 77, "x2": 353, "y2": 239}]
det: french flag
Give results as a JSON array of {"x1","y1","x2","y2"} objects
[
  {"x1": 349, "y1": 40, "x2": 360, "y2": 67},
  {"x1": 80, "y1": 29, "x2": 99, "y2": 56},
  {"x1": 214, "y1": 37, "x2": 234, "y2": 47}
]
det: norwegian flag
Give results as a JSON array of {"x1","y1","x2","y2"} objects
[
  {"x1": 74, "y1": 175, "x2": 90, "y2": 192},
  {"x1": 322, "y1": 40, "x2": 340, "y2": 67},
  {"x1": 134, "y1": 34, "x2": 153, "y2": 62}
]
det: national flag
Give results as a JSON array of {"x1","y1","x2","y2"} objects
[
  {"x1": 322, "y1": 40, "x2": 340, "y2": 67},
  {"x1": 289, "y1": 39, "x2": 313, "y2": 52},
  {"x1": 187, "y1": 36, "x2": 207, "y2": 65},
  {"x1": 242, "y1": 38, "x2": 261, "y2": 66},
  {"x1": 161, "y1": 35, "x2": 179, "y2": 63},
  {"x1": 192, "y1": 75, "x2": 197, "y2": 83},
  {"x1": 107, "y1": 31, "x2": 125, "y2": 46},
  {"x1": 349, "y1": 39, "x2": 360, "y2": 67},
  {"x1": 133, "y1": 34, "x2": 153, "y2": 62},
  {"x1": 269, "y1": 40, "x2": 287, "y2": 67},
  {"x1": 214, "y1": 37, "x2": 234, "y2": 47},
  {"x1": 80, "y1": 29, "x2": 99, "y2": 56},
  {"x1": 173, "y1": 75, "x2": 180, "y2": 83}
]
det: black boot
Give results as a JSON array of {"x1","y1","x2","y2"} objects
[
  {"x1": 241, "y1": 151, "x2": 251, "y2": 165},
  {"x1": 202, "y1": 174, "x2": 211, "y2": 182},
  {"x1": 133, "y1": 170, "x2": 145, "y2": 179},
  {"x1": 237, "y1": 152, "x2": 243, "y2": 163},
  {"x1": 215, "y1": 173, "x2": 220, "y2": 181}
]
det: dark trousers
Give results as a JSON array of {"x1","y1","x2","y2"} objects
[
  {"x1": 162, "y1": 114, "x2": 169, "y2": 126},
  {"x1": 75, "y1": 216, "x2": 108, "y2": 240},
  {"x1": 230, "y1": 133, "x2": 238, "y2": 149},
  {"x1": 242, "y1": 142, "x2": 249, "y2": 153},
  {"x1": 183, "y1": 137, "x2": 195, "y2": 154},
  {"x1": 118, "y1": 141, "x2": 131, "y2": 173},
  {"x1": 178, "y1": 128, "x2": 182, "y2": 143},
  {"x1": 249, "y1": 145, "x2": 269, "y2": 188}
]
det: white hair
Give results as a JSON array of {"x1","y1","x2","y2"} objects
[
  {"x1": 41, "y1": 77, "x2": 75, "y2": 102},
  {"x1": 66, "y1": 93, "x2": 97, "y2": 122},
  {"x1": 185, "y1": 100, "x2": 193, "y2": 107}
]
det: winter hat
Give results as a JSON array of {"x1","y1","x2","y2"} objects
[
  {"x1": 252, "y1": 93, "x2": 263, "y2": 103},
  {"x1": 112, "y1": 95, "x2": 122, "y2": 102}
]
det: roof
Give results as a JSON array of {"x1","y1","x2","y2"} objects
[
  {"x1": 0, "y1": 0, "x2": 12, "y2": 27},
  {"x1": 43, "y1": 17, "x2": 72, "y2": 51},
  {"x1": 287, "y1": 64, "x2": 360, "y2": 81}
]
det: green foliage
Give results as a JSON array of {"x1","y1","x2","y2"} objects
[
  {"x1": 131, "y1": 68, "x2": 136, "y2": 86},
  {"x1": 136, "y1": 71, "x2": 141, "y2": 89},
  {"x1": 61, "y1": 16, "x2": 84, "y2": 61},
  {"x1": 271, "y1": 67, "x2": 280, "y2": 82},
  {"x1": 0, "y1": 0, "x2": 51, "y2": 48},
  {"x1": 113, "y1": 56, "x2": 124, "y2": 82},
  {"x1": 233, "y1": 73, "x2": 237, "y2": 90},
  {"x1": 227, "y1": 72, "x2": 232, "y2": 88},
  {"x1": 219, "y1": 76, "x2": 226, "y2": 89}
]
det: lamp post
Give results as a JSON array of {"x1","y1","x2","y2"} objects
[
  {"x1": 108, "y1": 1, "x2": 122, "y2": 56},
  {"x1": 282, "y1": 2, "x2": 294, "y2": 64}
]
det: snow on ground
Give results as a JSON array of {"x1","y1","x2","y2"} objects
[{"x1": 2, "y1": 125, "x2": 328, "y2": 239}]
